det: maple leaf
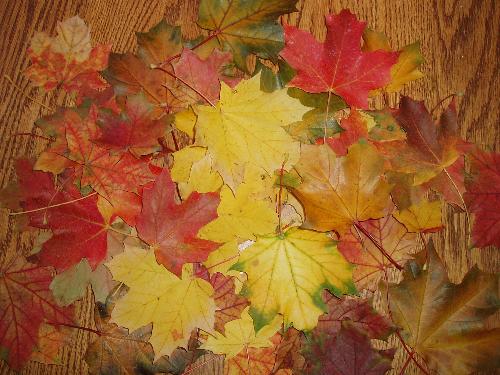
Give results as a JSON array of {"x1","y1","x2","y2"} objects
[
  {"x1": 326, "y1": 109, "x2": 369, "y2": 156},
  {"x1": 272, "y1": 328, "x2": 305, "y2": 373},
  {"x1": 379, "y1": 97, "x2": 466, "y2": 198},
  {"x1": 302, "y1": 321, "x2": 395, "y2": 375},
  {"x1": 281, "y1": 10, "x2": 398, "y2": 108},
  {"x1": 211, "y1": 273, "x2": 249, "y2": 333},
  {"x1": 464, "y1": 149, "x2": 500, "y2": 248},
  {"x1": 363, "y1": 28, "x2": 425, "y2": 93},
  {"x1": 171, "y1": 146, "x2": 223, "y2": 200},
  {"x1": 231, "y1": 227, "x2": 355, "y2": 331},
  {"x1": 293, "y1": 143, "x2": 393, "y2": 234},
  {"x1": 136, "y1": 168, "x2": 220, "y2": 276},
  {"x1": 393, "y1": 199, "x2": 443, "y2": 233},
  {"x1": 30, "y1": 324, "x2": 72, "y2": 365},
  {"x1": 95, "y1": 92, "x2": 171, "y2": 156},
  {"x1": 195, "y1": 73, "x2": 308, "y2": 189},
  {"x1": 25, "y1": 16, "x2": 110, "y2": 94},
  {"x1": 13, "y1": 159, "x2": 109, "y2": 271},
  {"x1": 50, "y1": 259, "x2": 92, "y2": 306},
  {"x1": 338, "y1": 214, "x2": 417, "y2": 290},
  {"x1": 202, "y1": 306, "x2": 281, "y2": 358},
  {"x1": 365, "y1": 109, "x2": 406, "y2": 142},
  {"x1": 383, "y1": 241, "x2": 500, "y2": 375},
  {"x1": 105, "y1": 245, "x2": 216, "y2": 359},
  {"x1": 317, "y1": 292, "x2": 395, "y2": 340},
  {"x1": 0, "y1": 257, "x2": 74, "y2": 369},
  {"x1": 103, "y1": 53, "x2": 191, "y2": 115},
  {"x1": 136, "y1": 20, "x2": 182, "y2": 66},
  {"x1": 174, "y1": 49, "x2": 240, "y2": 104},
  {"x1": 197, "y1": 0, "x2": 298, "y2": 71},
  {"x1": 198, "y1": 175, "x2": 278, "y2": 243}
]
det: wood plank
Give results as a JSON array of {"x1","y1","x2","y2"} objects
[{"x1": 0, "y1": 1, "x2": 498, "y2": 374}]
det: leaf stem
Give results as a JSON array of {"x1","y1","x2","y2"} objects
[
  {"x1": 430, "y1": 93, "x2": 459, "y2": 116},
  {"x1": 353, "y1": 222, "x2": 403, "y2": 270},
  {"x1": 9, "y1": 192, "x2": 98, "y2": 216},
  {"x1": 12, "y1": 132, "x2": 53, "y2": 142}
]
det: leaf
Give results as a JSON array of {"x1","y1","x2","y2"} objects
[
  {"x1": 338, "y1": 214, "x2": 417, "y2": 290},
  {"x1": 171, "y1": 146, "x2": 223, "y2": 200},
  {"x1": 50, "y1": 259, "x2": 92, "y2": 306},
  {"x1": 31, "y1": 324, "x2": 72, "y2": 365},
  {"x1": 363, "y1": 29, "x2": 424, "y2": 92},
  {"x1": 198, "y1": 176, "x2": 278, "y2": 243},
  {"x1": 383, "y1": 241, "x2": 500, "y2": 375},
  {"x1": 211, "y1": 273, "x2": 249, "y2": 333},
  {"x1": 281, "y1": 10, "x2": 398, "y2": 108},
  {"x1": 195, "y1": 73, "x2": 307, "y2": 189},
  {"x1": 202, "y1": 306, "x2": 281, "y2": 357},
  {"x1": 326, "y1": 109, "x2": 369, "y2": 156},
  {"x1": 365, "y1": 109, "x2": 406, "y2": 142},
  {"x1": 379, "y1": 97, "x2": 464, "y2": 187},
  {"x1": 105, "y1": 245, "x2": 216, "y2": 359},
  {"x1": 103, "y1": 53, "x2": 191, "y2": 114},
  {"x1": 272, "y1": 328, "x2": 305, "y2": 373},
  {"x1": 464, "y1": 149, "x2": 500, "y2": 248},
  {"x1": 231, "y1": 227, "x2": 355, "y2": 331},
  {"x1": 13, "y1": 159, "x2": 109, "y2": 271},
  {"x1": 284, "y1": 88, "x2": 345, "y2": 143},
  {"x1": 174, "y1": 107, "x2": 197, "y2": 137},
  {"x1": 393, "y1": 199, "x2": 443, "y2": 233},
  {"x1": 136, "y1": 168, "x2": 220, "y2": 276},
  {"x1": 293, "y1": 143, "x2": 392, "y2": 234},
  {"x1": 95, "y1": 92, "x2": 171, "y2": 156},
  {"x1": 317, "y1": 292, "x2": 395, "y2": 340},
  {"x1": 197, "y1": 0, "x2": 298, "y2": 71},
  {"x1": 0, "y1": 257, "x2": 74, "y2": 369},
  {"x1": 302, "y1": 321, "x2": 395, "y2": 375},
  {"x1": 174, "y1": 48, "x2": 240, "y2": 103},
  {"x1": 25, "y1": 16, "x2": 110, "y2": 94},
  {"x1": 136, "y1": 20, "x2": 182, "y2": 66}
]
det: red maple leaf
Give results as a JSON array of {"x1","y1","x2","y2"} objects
[
  {"x1": 0, "y1": 257, "x2": 74, "y2": 370},
  {"x1": 173, "y1": 48, "x2": 240, "y2": 104},
  {"x1": 464, "y1": 149, "x2": 500, "y2": 248},
  {"x1": 318, "y1": 292, "x2": 395, "y2": 340},
  {"x1": 15, "y1": 160, "x2": 108, "y2": 271},
  {"x1": 281, "y1": 10, "x2": 398, "y2": 108},
  {"x1": 95, "y1": 93, "x2": 170, "y2": 156},
  {"x1": 136, "y1": 168, "x2": 220, "y2": 276},
  {"x1": 325, "y1": 110, "x2": 368, "y2": 155}
]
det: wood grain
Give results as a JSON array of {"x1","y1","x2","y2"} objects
[{"x1": 0, "y1": 0, "x2": 498, "y2": 374}]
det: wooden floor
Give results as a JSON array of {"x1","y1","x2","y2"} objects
[{"x1": 0, "y1": 0, "x2": 498, "y2": 374}]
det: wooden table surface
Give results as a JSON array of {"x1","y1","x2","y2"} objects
[{"x1": 0, "y1": 0, "x2": 498, "y2": 374}]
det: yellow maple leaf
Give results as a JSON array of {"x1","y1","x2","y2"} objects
[
  {"x1": 198, "y1": 174, "x2": 278, "y2": 243},
  {"x1": 293, "y1": 143, "x2": 393, "y2": 234},
  {"x1": 201, "y1": 307, "x2": 281, "y2": 358},
  {"x1": 393, "y1": 199, "x2": 443, "y2": 232},
  {"x1": 232, "y1": 227, "x2": 355, "y2": 331},
  {"x1": 171, "y1": 146, "x2": 223, "y2": 199},
  {"x1": 174, "y1": 107, "x2": 197, "y2": 138},
  {"x1": 105, "y1": 244, "x2": 215, "y2": 360},
  {"x1": 195, "y1": 73, "x2": 308, "y2": 188}
]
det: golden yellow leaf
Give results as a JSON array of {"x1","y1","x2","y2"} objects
[
  {"x1": 195, "y1": 73, "x2": 308, "y2": 188},
  {"x1": 293, "y1": 143, "x2": 392, "y2": 234},
  {"x1": 232, "y1": 228, "x2": 355, "y2": 331},
  {"x1": 171, "y1": 146, "x2": 223, "y2": 199},
  {"x1": 201, "y1": 307, "x2": 281, "y2": 358},
  {"x1": 393, "y1": 199, "x2": 442, "y2": 232},
  {"x1": 174, "y1": 107, "x2": 197, "y2": 138},
  {"x1": 105, "y1": 244, "x2": 215, "y2": 360},
  {"x1": 198, "y1": 176, "x2": 278, "y2": 243}
]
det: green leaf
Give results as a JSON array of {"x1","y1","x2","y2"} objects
[{"x1": 197, "y1": 0, "x2": 298, "y2": 71}]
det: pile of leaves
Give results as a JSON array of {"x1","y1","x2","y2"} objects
[{"x1": 1, "y1": 1, "x2": 499, "y2": 374}]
